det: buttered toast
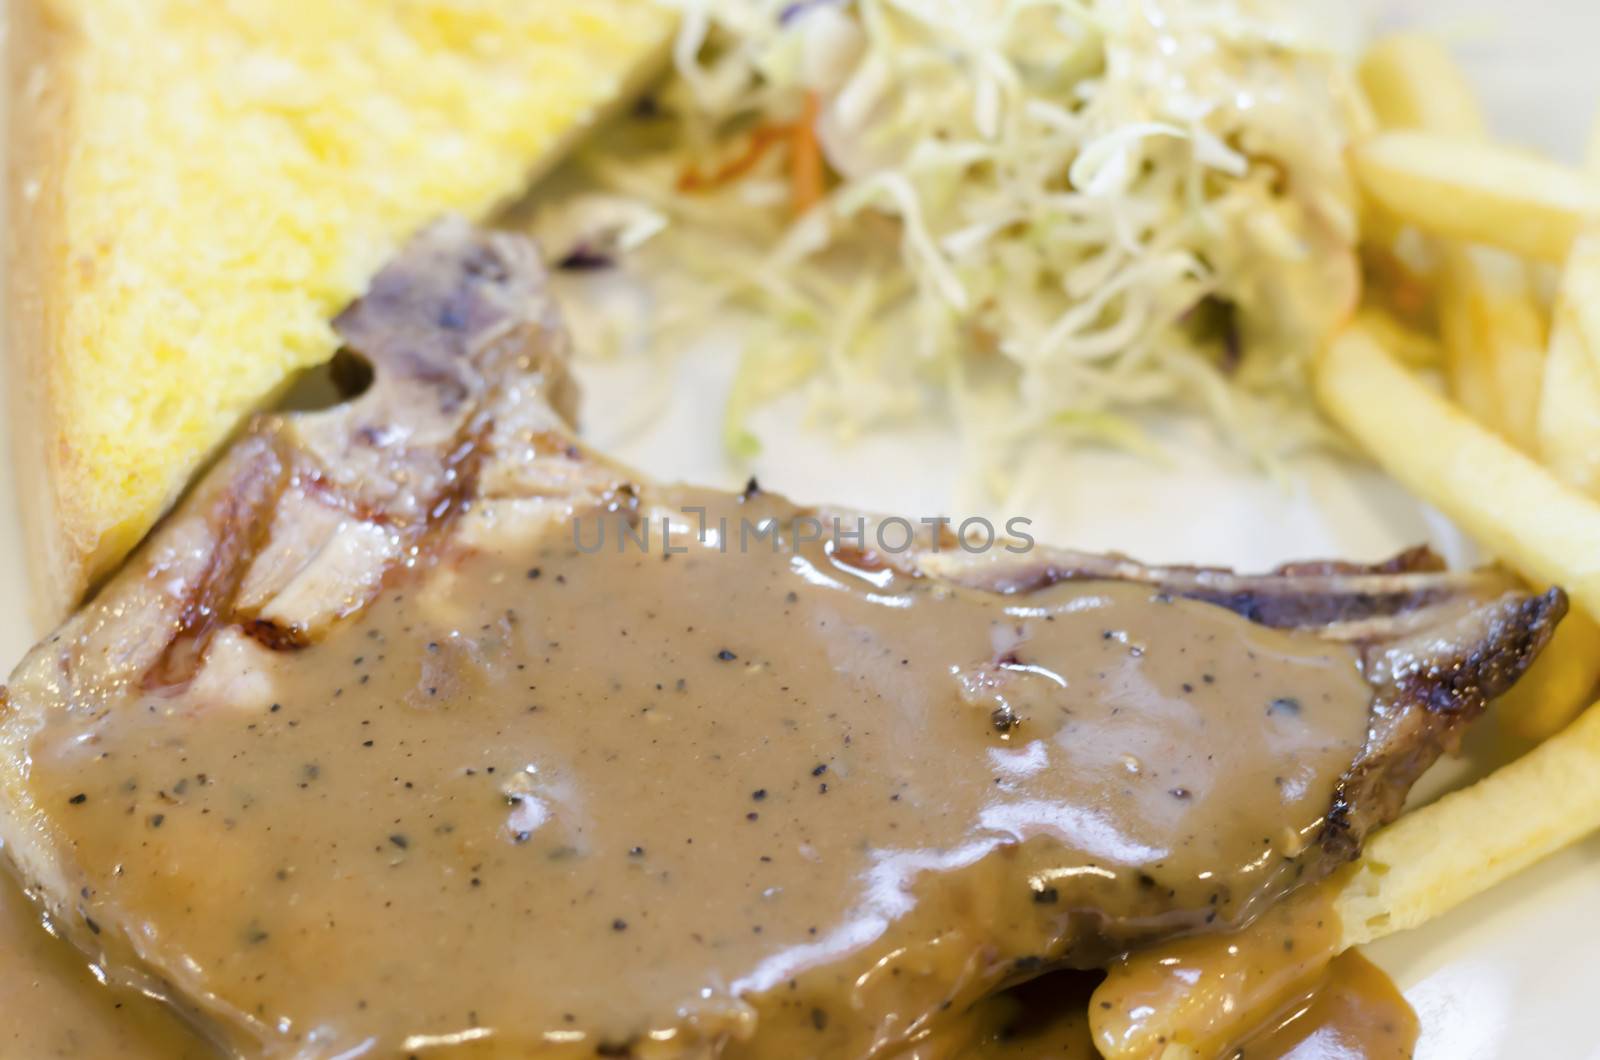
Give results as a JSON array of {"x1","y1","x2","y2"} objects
[{"x1": 6, "y1": 0, "x2": 673, "y2": 624}]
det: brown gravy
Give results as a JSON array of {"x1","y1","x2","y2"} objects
[
  {"x1": 0, "y1": 862, "x2": 213, "y2": 1057},
  {"x1": 0, "y1": 891, "x2": 1417, "y2": 1060},
  {"x1": 1091, "y1": 882, "x2": 1417, "y2": 1060},
  {"x1": 1235, "y1": 951, "x2": 1418, "y2": 1060},
  {"x1": 905, "y1": 971, "x2": 1104, "y2": 1058},
  {"x1": 16, "y1": 490, "x2": 1385, "y2": 1056}
]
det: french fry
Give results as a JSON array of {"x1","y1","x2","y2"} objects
[
  {"x1": 1511, "y1": 119, "x2": 1600, "y2": 741},
  {"x1": 1315, "y1": 322, "x2": 1600, "y2": 619},
  {"x1": 1096, "y1": 698, "x2": 1600, "y2": 1059},
  {"x1": 1352, "y1": 306, "x2": 1440, "y2": 369},
  {"x1": 1357, "y1": 242, "x2": 1434, "y2": 327},
  {"x1": 1352, "y1": 132, "x2": 1600, "y2": 262},
  {"x1": 1356, "y1": 43, "x2": 1548, "y2": 449},
  {"x1": 1436, "y1": 245, "x2": 1547, "y2": 450},
  {"x1": 1460, "y1": 106, "x2": 1599, "y2": 740},
  {"x1": 1537, "y1": 120, "x2": 1600, "y2": 496},
  {"x1": 1099, "y1": 39, "x2": 1600, "y2": 1060},
  {"x1": 1336, "y1": 697, "x2": 1600, "y2": 945},
  {"x1": 1500, "y1": 607, "x2": 1600, "y2": 742},
  {"x1": 1358, "y1": 33, "x2": 1486, "y2": 139},
  {"x1": 1536, "y1": 235, "x2": 1600, "y2": 498}
]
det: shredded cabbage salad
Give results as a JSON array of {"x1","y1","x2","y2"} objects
[{"x1": 551, "y1": 0, "x2": 1366, "y2": 467}]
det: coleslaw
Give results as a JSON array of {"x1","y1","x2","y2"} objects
[{"x1": 555, "y1": 0, "x2": 1366, "y2": 466}]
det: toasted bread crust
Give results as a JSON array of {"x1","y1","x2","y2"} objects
[
  {"x1": 8, "y1": 0, "x2": 81, "y2": 628},
  {"x1": 4, "y1": 2, "x2": 674, "y2": 630}
]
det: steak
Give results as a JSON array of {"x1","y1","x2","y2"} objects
[{"x1": 0, "y1": 219, "x2": 1563, "y2": 1059}]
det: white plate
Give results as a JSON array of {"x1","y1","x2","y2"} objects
[{"x1": 3, "y1": 3, "x2": 1599, "y2": 1056}]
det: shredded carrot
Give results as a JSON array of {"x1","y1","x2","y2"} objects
[
  {"x1": 677, "y1": 124, "x2": 792, "y2": 193},
  {"x1": 790, "y1": 92, "x2": 825, "y2": 215},
  {"x1": 678, "y1": 92, "x2": 828, "y2": 215}
]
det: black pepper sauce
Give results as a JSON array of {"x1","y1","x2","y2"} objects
[
  {"x1": 902, "y1": 971, "x2": 1103, "y2": 1059},
  {"x1": 1235, "y1": 951, "x2": 1418, "y2": 1060},
  {"x1": 0, "y1": 863, "x2": 214, "y2": 1057},
  {"x1": 913, "y1": 941, "x2": 1416, "y2": 1060},
  {"x1": 15, "y1": 489, "x2": 1377, "y2": 1057},
  {"x1": 1090, "y1": 881, "x2": 1419, "y2": 1060}
]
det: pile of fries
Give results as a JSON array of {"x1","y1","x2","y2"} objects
[
  {"x1": 1091, "y1": 34, "x2": 1600, "y2": 1058},
  {"x1": 1320, "y1": 30, "x2": 1600, "y2": 957}
]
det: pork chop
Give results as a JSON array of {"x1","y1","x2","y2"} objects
[{"x1": 0, "y1": 219, "x2": 1564, "y2": 1058}]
